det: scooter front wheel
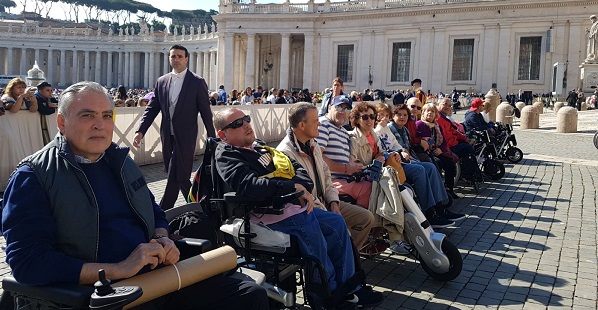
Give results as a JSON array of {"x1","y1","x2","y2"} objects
[
  {"x1": 419, "y1": 240, "x2": 462, "y2": 281},
  {"x1": 505, "y1": 147, "x2": 523, "y2": 163}
]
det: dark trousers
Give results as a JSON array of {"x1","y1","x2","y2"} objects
[
  {"x1": 160, "y1": 137, "x2": 192, "y2": 210},
  {"x1": 435, "y1": 156, "x2": 456, "y2": 191},
  {"x1": 133, "y1": 275, "x2": 269, "y2": 310}
]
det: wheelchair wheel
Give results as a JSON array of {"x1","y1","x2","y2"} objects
[
  {"x1": 482, "y1": 159, "x2": 505, "y2": 180},
  {"x1": 505, "y1": 147, "x2": 523, "y2": 163},
  {"x1": 594, "y1": 131, "x2": 598, "y2": 149},
  {"x1": 419, "y1": 239, "x2": 462, "y2": 282},
  {"x1": 453, "y1": 162, "x2": 461, "y2": 187}
]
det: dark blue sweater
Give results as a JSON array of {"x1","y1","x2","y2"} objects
[{"x1": 2, "y1": 161, "x2": 168, "y2": 285}]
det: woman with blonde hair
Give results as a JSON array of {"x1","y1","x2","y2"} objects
[{"x1": 2, "y1": 78, "x2": 38, "y2": 113}]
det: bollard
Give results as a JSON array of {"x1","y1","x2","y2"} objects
[
  {"x1": 553, "y1": 102, "x2": 565, "y2": 114},
  {"x1": 581, "y1": 101, "x2": 588, "y2": 111},
  {"x1": 532, "y1": 101, "x2": 544, "y2": 114},
  {"x1": 496, "y1": 102, "x2": 514, "y2": 124},
  {"x1": 556, "y1": 106, "x2": 578, "y2": 133},
  {"x1": 520, "y1": 105, "x2": 539, "y2": 129}
]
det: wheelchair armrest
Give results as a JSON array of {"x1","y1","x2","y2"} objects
[
  {"x1": 2, "y1": 276, "x2": 94, "y2": 308},
  {"x1": 223, "y1": 191, "x2": 304, "y2": 214},
  {"x1": 175, "y1": 238, "x2": 212, "y2": 257}
]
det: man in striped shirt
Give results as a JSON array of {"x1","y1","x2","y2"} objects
[{"x1": 317, "y1": 95, "x2": 372, "y2": 209}]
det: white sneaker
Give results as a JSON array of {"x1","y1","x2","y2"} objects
[{"x1": 389, "y1": 240, "x2": 412, "y2": 255}]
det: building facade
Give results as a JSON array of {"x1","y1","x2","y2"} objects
[
  {"x1": 0, "y1": 0, "x2": 595, "y2": 97},
  {"x1": 214, "y1": 0, "x2": 596, "y2": 96}
]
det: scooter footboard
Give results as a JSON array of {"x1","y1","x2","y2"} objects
[{"x1": 403, "y1": 212, "x2": 450, "y2": 274}]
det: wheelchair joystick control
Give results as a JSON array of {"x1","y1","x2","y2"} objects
[
  {"x1": 94, "y1": 269, "x2": 114, "y2": 296},
  {"x1": 89, "y1": 269, "x2": 143, "y2": 310}
]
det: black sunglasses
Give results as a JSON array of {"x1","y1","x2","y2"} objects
[
  {"x1": 410, "y1": 105, "x2": 422, "y2": 110},
  {"x1": 359, "y1": 114, "x2": 376, "y2": 121},
  {"x1": 222, "y1": 115, "x2": 251, "y2": 130}
]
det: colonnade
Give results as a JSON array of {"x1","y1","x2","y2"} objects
[{"x1": 0, "y1": 46, "x2": 219, "y2": 89}]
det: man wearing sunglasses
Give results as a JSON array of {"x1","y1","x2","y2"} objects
[
  {"x1": 214, "y1": 107, "x2": 383, "y2": 308},
  {"x1": 133, "y1": 44, "x2": 216, "y2": 211}
]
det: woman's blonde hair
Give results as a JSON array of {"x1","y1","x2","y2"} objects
[
  {"x1": 5, "y1": 78, "x2": 27, "y2": 97},
  {"x1": 420, "y1": 103, "x2": 438, "y2": 121}
]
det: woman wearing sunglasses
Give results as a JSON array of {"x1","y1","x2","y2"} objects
[{"x1": 347, "y1": 103, "x2": 458, "y2": 248}]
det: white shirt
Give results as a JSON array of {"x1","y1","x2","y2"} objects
[{"x1": 168, "y1": 68, "x2": 187, "y2": 133}]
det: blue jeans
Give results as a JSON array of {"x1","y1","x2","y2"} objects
[
  {"x1": 267, "y1": 208, "x2": 354, "y2": 292},
  {"x1": 403, "y1": 161, "x2": 449, "y2": 210}
]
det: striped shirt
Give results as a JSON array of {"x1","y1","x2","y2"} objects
[{"x1": 316, "y1": 116, "x2": 351, "y2": 179}]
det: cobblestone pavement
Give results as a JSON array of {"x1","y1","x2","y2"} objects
[{"x1": 1, "y1": 109, "x2": 598, "y2": 309}]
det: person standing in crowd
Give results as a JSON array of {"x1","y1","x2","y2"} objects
[
  {"x1": 241, "y1": 87, "x2": 253, "y2": 104},
  {"x1": 253, "y1": 85, "x2": 263, "y2": 99},
  {"x1": 409, "y1": 78, "x2": 427, "y2": 105},
  {"x1": 133, "y1": 44, "x2": 216, "y2": 210},
  {"x1": 34, "y1": 82, "x2": 58, "y2": 144},
  {"x1": 115, "y1": 85, "x2": 128, "y2": 101},
  {"x1": 2, "y1": 78, "x2": 37, "y2": 113},
  {"x1": 218, "y1": 85, "x2": 227, "y2": 103},
  {"x1": 392, "y1": 89, "x2": 405, "y2": 106},
  {"x1": 318, "y1": 77, "x2": 347, "y2": 116}
]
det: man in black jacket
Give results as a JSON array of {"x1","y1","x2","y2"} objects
[
  {"x1": 34, "y1": 82, "x2": 58, "y2": 144},
  {"x1": 213, "y1": 107, "x2": 383, "y2": 308}
]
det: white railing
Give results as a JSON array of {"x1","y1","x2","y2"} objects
[
  {"x1": 0, "y1": 104, "x2": 293, "y2": 191},
  {"x1": 220, "y1": 0, "x2": 503, "y2": 13}
]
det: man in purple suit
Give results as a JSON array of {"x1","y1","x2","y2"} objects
[{"x1": 134, "y1": 44, "x2": 216, "y2": 210}]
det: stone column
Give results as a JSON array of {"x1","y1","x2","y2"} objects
[
  {"x1": 279, "y1": 34, "x2": 291, "y2": 90},
  {"x1": 211, "y1": 50, "x2": 217, "y2": 89},
  {"x1": 84, "y1": 50, "x2": 90, "y2": 81},
  {"x1": 245, "y1": 33, "x2": 256, "y2": 90},
  {"x1": 117, "y1": 52, "x2": 123, "y2": 85},
  {"x1": 128, "y1": 52, "x2": 135, "y2": 88},
  {"x1": 303, "y1": 33, "x2": 314, "y2": 91},
  {"x1": 164, "y1": 51, "x2": 170, "y2": 74},
  {"x1": 20, "y1": 48, "x2": 27, "y2": 76},
  {"x1": 72, "y1": 50, "x2": 79, "y2": 83},
  {"x1": 59, "y1": 49, "x2": 66, "y2": 87},
  {"x1": 6, "y1": 47, "x2": 13, "y2": 75},
  {"x1": 94, "y1": 51, "x2": 101, "y2": 83},
  {"x1": 107, "y1": 51, "x2": 113, "y2": 87},
  {"x1": 318, "y1": 34, "x2": 330, "y2": 91},
  {"x1": 144, "y1": 52, "x2": 150, "y2": 88},
  {"x1": 47, "y1": 49, "x2": 54, "y2": 84},
  {"x1": 224, "y1": 33, "x2": 234, "y2": 92},
  {"x1": 124, "y1": 51, "x2": 130, "y2": 87},
  {"x1": 34, "y1": 49, "x2": 40, "y2": 66},
  {"x1": 189, "y1": 51, "x2": 196, "y2": 73},
  {"x1": 149, "y1": 52, "x2": 155, "y2": 87},
  {"x1": 203, "y1": 51, "x2": 210, "y2": 85},
  {"x1": 195, "y1": 52, "x2": 204, "y2": 76}
]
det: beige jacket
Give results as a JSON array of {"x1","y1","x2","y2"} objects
[
  {"x1": 277, "y1": 129, "x2": 338, "y2": 210},
  {"x1": 348, "y1": 126, "x2": 378, "y2": 166},
  {"x1": 368, "y1": 167, "x2": 405, "y2": 241}
]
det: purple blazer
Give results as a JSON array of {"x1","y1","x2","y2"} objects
[
  {"x1": 414, "y1": 120, "x2": 450, "y2": 153},
  {"x1": 137, "y1": 70, "x2": 216, "y2": 177}
]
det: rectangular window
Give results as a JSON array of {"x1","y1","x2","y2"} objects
[
  {"x1": 518, "y1": 36, "x2": 542, "y2": 80},
  {"x1": 336, "y1": 44, "x2": 354, "y2": 83},
  {"x1": 451, "y1": 39, "x2": 474, "y2": 81},
  {"x1": 391, "y1": 42, "x2": 411, "y2": 82}
]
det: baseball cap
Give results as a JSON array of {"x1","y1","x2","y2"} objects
[
  {"x1": 331, "y1": 95, "x2": 351, "y2": 106},
  {"x1": 470, "y1": 98, "x2": 483, "y2": 111}
]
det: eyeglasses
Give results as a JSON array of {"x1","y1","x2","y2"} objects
[
  {"x1": 222, "y1": 115, "x2": 251, "y2": 130},
  {"x1": 334, "y1": 105, "x2": 351, "y2": 113},
  {"x1": 359, "y1": 114, "x2": 376, "y2": 121},
  {"x1": 410, "y1": 105, "x2": 422, "y2": 110}
]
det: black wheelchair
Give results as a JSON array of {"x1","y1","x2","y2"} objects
[
  {"x1": 184, "y1": 137, "x2": 365, "y2": 309},
  {"x1": 0, "y1": 199, "x2": 215, "y2": 310}
]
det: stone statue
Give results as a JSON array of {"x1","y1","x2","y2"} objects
[
  {"x1": 21, "y1": 23, "x2": 26, "y2": 33},
  {"x1": 97, "y1": 27, "x2": 102, "y2": 36},
  {"x1": 174, "y1": 26, "x2": 178, "y2": 36},
  {"x1": 587, "y1": 15, "x2": 598, "y2": 62},
  {"x1": 182, "y1": 25, "x2": 186, "y2": 36},
  {"x1": 35, "y1": 24, "x2": 40, "y2": 33},
  {"x1": 118, "y1": 27, "x2": 123, "y2": 36},
  {"x1": 125, "y1": 26, "x2": 130, "y2": 36},
  {"x1": 211, "y1": 22, "x2": 216, "y2": 33},
  {"x1": 190, "y1": 24, "x2": 195, "y2": 36},
  {"x1": 150, "y1": 25, "x2": 154, "y2": 35},
  {"x1": 108, "y1": 27, "x2": 113, "y2": 36},
  {"x1": 139, "y1": 19, "x2": 149, "y2": 35}
]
